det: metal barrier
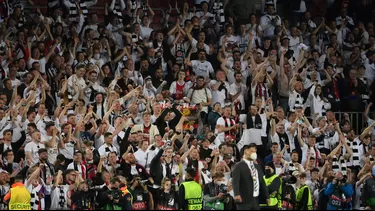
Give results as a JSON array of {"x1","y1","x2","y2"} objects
[
  {"x1": 335, "y1": 112, "x2": 369, "y2": 135},
  {"x1": 23, "y1": 4, "x2": 166, "y2": 19}
]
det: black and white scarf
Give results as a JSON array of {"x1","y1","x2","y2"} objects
[
  {"x1": 246, "y1": 113, "x2": 262, "y2": 129},
  {"x1": 212, "y1": 1, "x2": 224, "y2": 25},
  {"x1": 103, "y1": 144, "x2": 116, "y2": 159},
  {"x1": 58, "y1": 186, "x2": 66, "y2": 209},
  {"x1": 69, "y1": 0, "x2": 89, "y2": 22},
  {"x1": 30, "y1": 184, "x2": 43, "y2": 210}
]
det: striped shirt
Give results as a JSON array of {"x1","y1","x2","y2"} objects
[
  {"x1": 332, "y1": 155, "x2": 347, "y2": 176},
  {"x1": 108, "y1": 0, "x2": 124, "y2": 19},
  {"x1": 346, "y1": 139, "x2": 361, "y2": 167},
  {"x1": 63, "y1": 0, "x2": 97, "y2": 22}
]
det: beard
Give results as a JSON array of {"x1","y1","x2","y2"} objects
[{"x1": 41, "y1": 157, "x2": 48, "y2": 162}]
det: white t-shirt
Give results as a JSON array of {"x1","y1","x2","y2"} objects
[
  {"x1": 191, "y1": 39, "x2": 210, "y2": 54},
  {"x1": 187, "y1": 88, "x2": 212, "y2": 113},
  {"x1": 25, "y1": 141, "x2": 45, "y2": 166},
  {"x1": 218, "y1": 35, "x2": 239, "y2": 47},
  {"x1": 42, "y1": 134, "x2": 59, "y2": 164},
  {"x1": 11, "y1": 79, "x2": 21, "y2": 88},
  {"x1": 28, "y1": 57, "x2": 47, "y2": 74},
  {"x1": 140, "y1": 25, "x2": 153, "y2": 39},
  {"x1": 229, "y1": 82, "x2": 247, "y2": 110},
  {"x1": 191, "y1": 60, "x2": 214, "y2": 79},
  {"x1": 59, "y1": 142, "x2": 75, "y2": 160},
  {"x1": 134, "y1": 149, "x2": 148, "y2": 168},
  {"x1": 98, "y1": 143, "x2": 118, "y2": 161},
  {"x1": 214, "y1": 117, "x2": 235, "y2": 145},
  {"x1": 195, "y1": 11, "x2": 215, "y2": 27},
  {"x1": 210, "y1": 80, "x2": 230, "y2": 107}
]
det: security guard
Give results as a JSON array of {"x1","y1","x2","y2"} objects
[
  {"x1": 178, "y1": 168, "x2": 203, "y2": 210},
  {"x1": 296, "y1": 172, "x2": 313, "y2": 210},
  {"x1": 260, "y1": 162, "x2": 282, "y2": 210},
  {"x1": 3, "y1": 175, "x2": 31, "y2": 210}
]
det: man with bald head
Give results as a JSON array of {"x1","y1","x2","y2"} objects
[{"x1": 120, "y1": 152, "x2": 153, "y2": 184}]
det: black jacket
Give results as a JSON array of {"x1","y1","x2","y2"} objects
[
  {"x1": 155, "y1": 189, "x2": 178, "y2": 210},
  {"x1": 231, "y1": 160, "x2": 269, "y2": 203},
  {"x1": 154, "y1": 105, "x2": 182, "y2": 137},
  {"x1": 149, "y1": 148, "x2": 166, "y2": 187}
]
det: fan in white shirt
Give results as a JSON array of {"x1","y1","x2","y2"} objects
[
  {"x1": 83, "y1": 71, "x2": 106, "y2": 104},
  {"x1": 260, "y1": 4, "x2": 281, "y2": 38},
  {"x1": 27, "y1": 44, "x2": 57, "y2": 74},
  {"x1": 219, "y1": 26, "x2": 239, "y2": 49},
  {"x1": 138, "y1": 12, "x2": 154, "y2": 39},
  {"x1": 25, "y1": 130, "x2": 46, "y2": 166},
  {"x1": 66, "y1": 151, "x2": 87, "y2": 180},
  {"x1": 210, "y1": 70, "x2": 230, "y2": 107},
  {"x1": 67, "y1": 65, "x2": 87, "y2": 101},
  {"x1": 98, "y1": 132, "x2": 118, "y2": 163},
  {"x1": 50, "y1": 171, "x2": 69, "y2": 210},
  {"x1": 288, "y1": 81, "x2": 305, "y2": 112},
  {"x1": 105, "y1": 152, "x2": 121, "y2": 175},
  {"x1": 308, "y1": 84, "x2": 331, "y2": 118},
  {"x1": 134, "y1": 140, "x2": 150, "y2": 168},
  {"x1": 185, "y1": 50, "x2": 214, "y2": 80},
  {"x1": 195, "y1": 2, "x2": 215, "y2": 28},
  {"x1": 42, "y1": 123, "x2": 60, "y2": 164},
  {"x1": 229, "y1": 72, "x2": 247, "y2": 111}
]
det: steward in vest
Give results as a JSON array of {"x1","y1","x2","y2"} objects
[
  {"x1": 362, "y1": 165, "x2": 375, "y2": 210},
  {"x1": 324, "y1": 172, "x2": 354, "y2": 210},
  {"x1": 260, "y1": 162, "x2": 281, "y2": 210},
  {"x1": 178, "y1": 167, "x2": 202, "y2": 210},
  {"x1": 119, "y1": 176, "x2": 133, "y2": 210},
  {"x1": 203, "y1": 172, "x2": 233, "y2": 210},
  {"x1": 4, "y1": 175, "x2": 31, "y2": 210},
  {"x1": 295, "y1": 172, "x2": 313, "y2": 210}
]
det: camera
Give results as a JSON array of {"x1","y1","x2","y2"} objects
[
  {"x1": 283, "y1": 175, "x2": 297, "y2": 185},
  {"x1": 218, "y1": 184, "x2": 228, "y2": 194},
  {"x1": 136, "y1": 178, "x2": 148, "y2": 185},
  {"x1": 165, "y1": 140, "x2": 172, "y2": 146},
  {"x1": 285, "y1": 49, "x2": 294, "y2": 59},
  {"x1": 106, "y1": 189, "x2": 123, "y2": 200},
  {"x1": 338, "y1": 177, "x2": 347, "y2": 185},
  {"x1": 132, "y1": 34, "x2": 138, "y2": 43},
  {"x1": 218, "y1": 184, "x2": 231, "y2": 203}
]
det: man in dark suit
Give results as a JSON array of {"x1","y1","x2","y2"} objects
[{"x1": 232, "y1": 143, "x2": 270, "y2": 210}]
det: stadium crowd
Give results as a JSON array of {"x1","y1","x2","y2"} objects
[{"x1": 1, "y1": 0, "x2": 375, "y2": 210}]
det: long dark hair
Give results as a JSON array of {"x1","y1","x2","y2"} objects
[{"x1": 313, "y1": 84, "x2": 324, "y2": 99}]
